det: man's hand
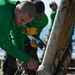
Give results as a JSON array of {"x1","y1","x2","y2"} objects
[{"x1": 27, "y1": 58, "x2": 39, "y2": 71}]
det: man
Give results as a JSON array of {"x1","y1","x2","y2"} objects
[
  {"x1": 8, "y1": 0, "x2": 48, "y2": 75},
  {"x1": 0, "y1": 0, "x2": 39, "y2": 75},
  {"x1": 49, "y1": 2, "x2": 58, "y2": 31},
  {"x1": 46, "y1": 1, "x2": 58, "y2": 44}
]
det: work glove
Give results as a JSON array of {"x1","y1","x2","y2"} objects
[
  {"x1": 30, "y1": 40, "x2": 38, "y2": 48},
  {"x1": 25, "y1": 27, "x2": 38, "y2": 35}
]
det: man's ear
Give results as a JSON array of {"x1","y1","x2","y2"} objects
[{"x1": 15, "y1": 7, "x2": 20, "y2": 12}]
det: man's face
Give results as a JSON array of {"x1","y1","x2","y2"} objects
[
  {"x1": 14, "y1": 10, "x2": 33, "y2": 26},
  {"x1": 35, "y1": 12, "x2": 44, "y2": 20},
  {"x1": 52, "y1": 4, "x2": 58, "y2": 10}
]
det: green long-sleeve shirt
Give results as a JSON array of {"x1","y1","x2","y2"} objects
[
  {"x1": 50, "y1": 9, "x2": 56, "y2": 31},
  {"x1": 0, "y1": 0, "x2": 30, "y2": 63}
]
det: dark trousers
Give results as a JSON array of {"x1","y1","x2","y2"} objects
[{"x1": 2, "y1": 54, "x2": 17, "y2": 75}]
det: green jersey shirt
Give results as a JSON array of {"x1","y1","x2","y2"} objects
[{"x1": 50, "y1": 9, "x2": 56, "y2": 31}]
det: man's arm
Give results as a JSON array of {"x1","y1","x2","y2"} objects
[
  {"x1": 0, "y1": 22, "x2": 39, "y2": 70},
  {"x1": 0, "y1": 20, "x2": 31, "y2": 63},
  {"x1": 1, "y1": 38, "x2": 30, "y2": 63}
]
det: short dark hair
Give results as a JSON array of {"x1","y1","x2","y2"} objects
[
  {"x1": 18, "y1": 1, "x2": 36, "y2": 18},
  {"x1": 49, "y1": 2, "x2": 57, "y2": 8},
  {"x1": 33, "y1": 0, "x2": 45, "y2": 13}
]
